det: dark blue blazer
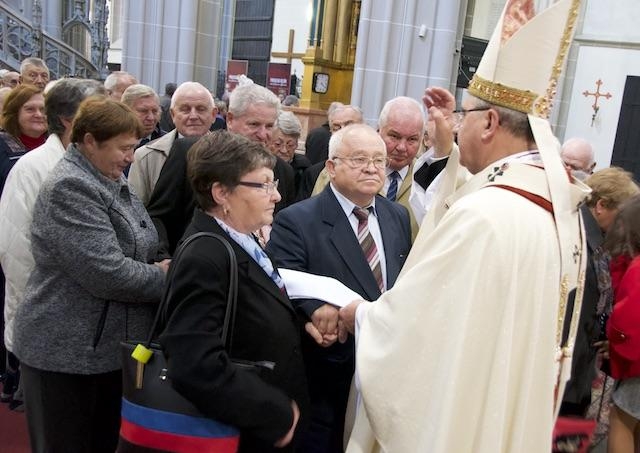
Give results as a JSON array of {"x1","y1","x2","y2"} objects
[{"x1": 267, "y1": 185, "x2": 411, "y2": 360}]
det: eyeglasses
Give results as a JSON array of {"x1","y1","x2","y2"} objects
[
  {"x1": 333, "y1": 155, "x2": 389, "y2": 169},
  {"x1": 237, "y1": 179, "x2": 279, "y2": 194},
  {"x1": 452, "y1": 107, "x2": 491, "y2": 126}
]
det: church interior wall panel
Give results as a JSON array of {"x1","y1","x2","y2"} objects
[
  {"x1": 582, "y1": 0, "x2": 640, "y2": 42},
  {"x1": 193, "y1": 0, "x2": 223, "y2": 91},
  {"x1": 564, "y1": 45, "x2": 640, "y2": 169},
  {"x1": 352, "y1": 0, "x2": 462, "y2": 124},
  {"x1": 271, "y1": 0, "x2": 308, "y2": 77}
]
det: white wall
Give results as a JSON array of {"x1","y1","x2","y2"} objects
[
  {"x1": 564, "y1": 46, "x2": 640, "y2": 169},
  {"x1": 560, "y1": 0, "x2": 640, "y2": 169},
  {"x1": 271, "y1": 0, "x2": 311, "y2": 79}
]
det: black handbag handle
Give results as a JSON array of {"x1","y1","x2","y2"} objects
[{"x1": 145, "y1": 232, "x2": 238, "y2": 352}]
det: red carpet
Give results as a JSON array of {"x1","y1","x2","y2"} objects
[{"x1": 0, "y1": 402, "x2": 30, "y2": 452}]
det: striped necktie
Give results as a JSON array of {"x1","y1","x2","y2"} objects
[
  {"x1": 386, "y1": 171, "x2": 400, "y2": 201},
  {"x1": 353, "y1": 207, "x2": 384, "y2": 292}
]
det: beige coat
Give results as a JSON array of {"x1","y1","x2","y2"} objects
[{"x1": 128, "y1": 129, "x2": 177, "y2": 205}]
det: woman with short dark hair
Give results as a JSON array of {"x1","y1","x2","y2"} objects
[
  {"x1": 13, "y1": 97, "x2": 169, "y2": 452},
  {"x1": 156, "y1": 131, "x2": 308, "y2": 452}
]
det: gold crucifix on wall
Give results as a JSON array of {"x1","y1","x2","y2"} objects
[
  {"x1": 271, "y1": 29, "x2": 305, "y2": 63},
  {"x1": 583, "y1": 79, "x2": 612, "y2": 127}
]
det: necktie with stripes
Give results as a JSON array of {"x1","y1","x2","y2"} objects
[
  {"x1": 353, "y1": 207, "x2": 384, "y2": 292},
  {"x1": 386, "y1": 171, "x2": 400, "y2": 201}
]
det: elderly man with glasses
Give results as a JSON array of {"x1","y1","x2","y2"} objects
[{"x1": 267, "y1": 123, "x2": 411, "y2": 453}]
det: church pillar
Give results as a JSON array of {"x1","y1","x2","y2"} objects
[
  {"x1": 322, "y1": 0, "x2": 338, "y2": 61},
  {"x1": 351, "y1": 0, "x2": 464, "y2": 124},
  {"x1": 43, "y1": 0, "x2": 62, "y2": 36},
  {"x1": 122, "y1": 0, "x2": 222, "y2": 94},
  {"x1": 193, "y1": 0, "x2": 223, "y2": 90},
  {"x1": 334, "y1": 0, "x2": 351, "y2": 64}
]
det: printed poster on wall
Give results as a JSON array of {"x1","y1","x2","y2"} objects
[
  {"x1": 266, "y1": 63, "x2": 292, "y2": 101},
  {"x1": 226, "y1": 60, "x2": 249, "y2": 92}
]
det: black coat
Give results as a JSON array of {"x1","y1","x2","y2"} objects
[
  {"x1": 159, "y1": 210, "x2": 309, "y2": 452},
  {"x1": 147, "y1": 137, "x2": 295, "y2": 259}
]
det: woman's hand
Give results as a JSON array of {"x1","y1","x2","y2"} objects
[
  {"x1": 274, "y1": 400, "x2": 300, "y2": 448},
  {"x1": 154, "y1": 259, "x2": 171, "y2": 274},
  {"x1": 306, "y1": 304, "x2": 339, "y2": 347}
]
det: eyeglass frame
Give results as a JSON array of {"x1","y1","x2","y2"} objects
[
  {"x1": 236, "y1": 179, "x2": 280, "y2": 194},
  {"x1": 452, "y1": 107, "x2": 492, "y2": 126},
  {"x1": 332, "y1": 155, "x2": 389, "y2": 170}
]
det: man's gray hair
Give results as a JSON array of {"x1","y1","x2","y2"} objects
[
  {"x1": 276, "y1": 111, "x2": 302, "y2": 136},
  {"x1": 104, "y1": 71, "x2": 138, "y2": 92},
  {"x1": 328, "y1": 105, "x2": 364, "y2": 125},
  {"x1": 229, "y1": 83, "x2": 280, "y2": 117},
  {"x1": 121, "y1": 84, "x2": 160, "y2": 106},
  {"x1": 470, "y1": 95, "x2": 534, "y2": 142},
  {"x1": 45, "y1": 78, "x2": 107, "y2": 136},
  {"x1": 20, "y1": 57, "x2": 49, "y2": 75},
  {"x1": 170, "y1": 81, "x2": 214, "y2": 109},
  {"x1": 378, "y1": 96, "x2": 424, "y2": 130}
]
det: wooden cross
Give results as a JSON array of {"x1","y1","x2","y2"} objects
[
  {"x1": 271, "y1": 29, "x2": 305, "y2": 63},
  {"x1": 582, "y1": 79, "x2": 612, "y2": 126}
]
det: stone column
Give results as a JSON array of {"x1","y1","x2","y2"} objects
[
  {"x1": 334, "y1": 0, "x2": 351, "y2": 64},
  {"x1": 122, "y1": 0, "x2": 223, "y2": 94},
  {"x1": 351, "y1": 0, "x2": 464, "y2": 124},
  {"x1": 322, "y1": 0, "x2": 338, "y2": 61}
]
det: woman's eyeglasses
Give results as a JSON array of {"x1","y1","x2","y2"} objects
[{"x1": 237, "y1": 179, "x2": 280, "y2": 194}]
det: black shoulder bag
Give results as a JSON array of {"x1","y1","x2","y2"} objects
[{"x1": 118, "y1": 232, "x2": 272, "y2": 453}]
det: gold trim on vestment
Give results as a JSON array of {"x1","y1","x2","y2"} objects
[
  {"x1": 533, "y1": 0, "x2": 581, "y2": 118},
  {"x1": 468, "y1": 75, "x2": 538, "y2": 114}
]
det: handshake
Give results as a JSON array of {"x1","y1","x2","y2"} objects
[{"x1": 305, "y1": 299, "x2": 366, "y2": 347}]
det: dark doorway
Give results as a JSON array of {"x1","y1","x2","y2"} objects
[
  {"x1": 457, "y1": 36, "x2": 488, "y2": 89},
  {"x1": 232, "y1": 0, "x2": 275, "y2": 87},
  {"x1": 611, "y1": 75, "x2": 640, "y2": 179}
]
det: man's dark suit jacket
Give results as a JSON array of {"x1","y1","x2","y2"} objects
[
  {"x1": 560, "y1": 205, "x2": 605, "y2": 415},
  {"x1": 266, "y1": 185, "x2": 411, "y2": 452},
  {"x1": 159, "y1": 210, "x2": 309, "y2": 452},
  {"x1": 146, "y1": 134, "x2": 296, "y2": 258},
  {"x1": 304, "y1": 123, "x2": 331, "y2": 165},
  {"x1": 297, "y1": 161, "x2": 325, "y2": 201},
  {"x1": 289, "y1": 153, "x2": 311, "y2": 196}
]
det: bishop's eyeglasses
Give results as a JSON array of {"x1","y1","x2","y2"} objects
[{"x1": 452, "y1": 107, "x2": 491, "y2": 126}]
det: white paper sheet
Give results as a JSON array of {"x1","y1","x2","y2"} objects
[{"x1": 278, "y1": 268, "x2": 366, "y2": 308}]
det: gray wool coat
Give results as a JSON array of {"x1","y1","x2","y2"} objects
[{"x1": 13, "y1": 144, "x2": 165, "y2": 374}]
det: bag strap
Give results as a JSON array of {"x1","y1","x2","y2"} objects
[{"x1": 145, "y1": 232, "x2": 238, "y2": 352}]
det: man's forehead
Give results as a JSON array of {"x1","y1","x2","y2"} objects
[
  {"x1": 240, "y1": 104, "x2": 277, "y2": 121},
  {"x1": 342, "y1": 130, "x2": 384, "y2": 153},
  {"x1": 175, "y1": 91, "x2": 212, "y2": 106},
  {"x1": 24, "y1": 65, "x2": 48, "y2": 74},
  {"x1": 332, "y1": 109, "x2": 360, "y2": 123}
]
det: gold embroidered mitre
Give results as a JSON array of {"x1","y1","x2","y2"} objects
[{"x1": 468, "y1": 0, "x2": 581, "y2": 118}]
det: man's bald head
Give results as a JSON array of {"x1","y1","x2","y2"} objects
[{"x1": 561, "y1": 137, "x2": 595, "y2": 180}]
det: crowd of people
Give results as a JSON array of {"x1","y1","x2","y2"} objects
[{"x1": 0, "y1": 2, "x2": 639, "y2": 451}]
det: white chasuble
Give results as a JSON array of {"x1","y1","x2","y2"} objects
[{"x1": 347, "y1": 159, "x2": 589, "y2": 453}]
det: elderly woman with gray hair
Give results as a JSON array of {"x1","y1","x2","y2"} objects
[
  {"x1": 269, "y1": 110, "x2": 310, "y2": 196},
  {"x1": 12, "y1": 97, "x2": 169, "y2": 452}
]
